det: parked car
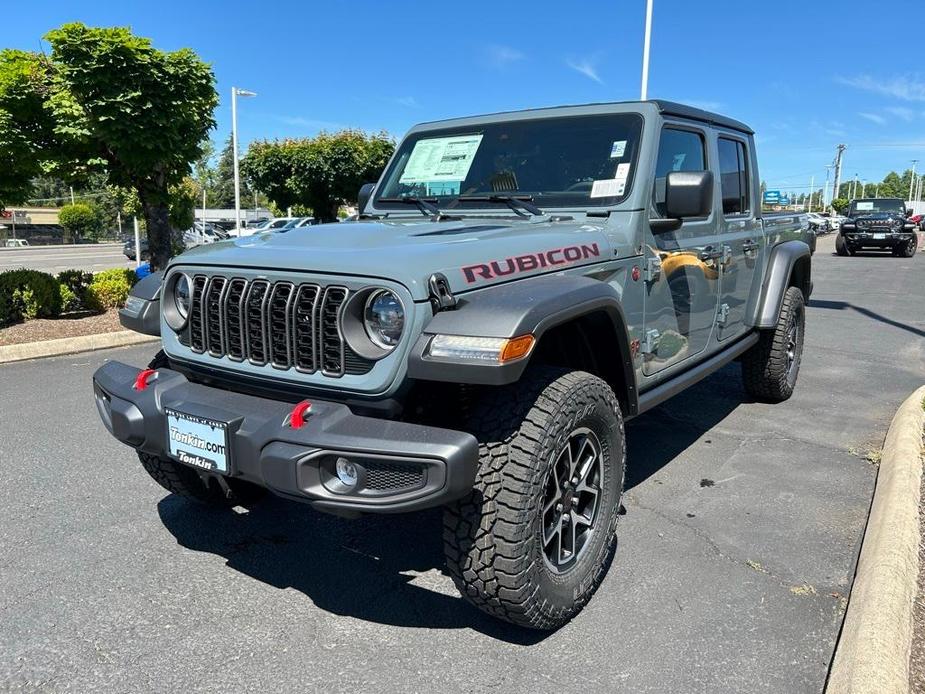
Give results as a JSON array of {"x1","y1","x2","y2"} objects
[
  {"x1": 239, "y1": 217, "x2": 301, "y2": 236},
  {"x1": 837, "y1": 198, "x2": 918, "y2": 256},
  {"x1": 123, "y1": 236, "x2": 148, "y2": 261},
  {"x1": 806, "y1": 212, "x2": 831, "y2": 233},
  {"x1": 96, "y1": 99, "x2": 813, "y2": 630},
  {"x1": 4, "y1": 238, "x2": 29, "y2": 247}
]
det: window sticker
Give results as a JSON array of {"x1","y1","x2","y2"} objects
[
  {"x1": 610, "y1": 140, "x2": 627, "y2": 158},
  {"x1": 590, "y1": 179, "x2": 626, "y2": 198},
  {"x1": 671, "y1": 153, "x2": 687, "y2": 171},
  {"x1": 614, "y1": 163, "x2": 631, "y2": 182},
  {"x1": 856, "y1": 201, "x2": 874, "y2": 210},
  {"x1": 399, "y1": 134, "x2": 484, "y2": 184}
]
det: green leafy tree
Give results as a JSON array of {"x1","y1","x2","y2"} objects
[
  {"x1": 0, "y1": 50, "x2": 57, "y2": 209},
  {"x1": 211, "y1": 136, "x2": 255, "y2": 208},
  {"x1": 37, "y1": 23, "x2": 217, "y2": 268},
  {"x1": 242, "y1": 130, "x2": 394, "y2": 222},
  {"x1": 831, "y1": 198, "x2": 849, "y2": 213},
  {"x1": 58, "y1": 201, "x2": 101, "y2": 241}
]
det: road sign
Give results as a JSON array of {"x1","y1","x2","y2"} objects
[{"x1": 763, "y1": 190, "x2": 781, "y2": 204}]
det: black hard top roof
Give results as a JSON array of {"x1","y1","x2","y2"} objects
[{"x1": 650, "y1": 100, "x2": 754, "y2": 135}]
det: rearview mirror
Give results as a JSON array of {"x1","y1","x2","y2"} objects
[{"x1": 357, "y1": 182, "x2": 376, "y2": 214}]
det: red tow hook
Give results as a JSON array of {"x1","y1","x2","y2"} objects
[
  {"x1": 133, "y1": 368, "x2": 158, "y2": 391},
  {"x1": 289, "y1": 401, "x2": 313, "y2": 429}
]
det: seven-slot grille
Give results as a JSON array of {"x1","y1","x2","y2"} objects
[{"x1": 186, "y1": 274, "x2": 373, "y2": 377}]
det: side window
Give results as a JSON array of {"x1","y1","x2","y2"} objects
[
  {"x1": 718, "y1": 137, "x2": 750, "y2": 215},
  {"x1": 653, "y1": 128, "x2": 706, "y2": 216}
]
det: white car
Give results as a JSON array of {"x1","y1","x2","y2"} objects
[
  {"x1": 805, "y1": 213, "x2": 830, "y2": 232},
  {"x1": 4, "y1": 238, "x2": 29, "y2": 247}
]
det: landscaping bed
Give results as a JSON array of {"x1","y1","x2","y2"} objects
[
  {"x1": 0, "y1": 267, "x2": 136, "y2": 346},
  {"x1": 0, "y1": 309, "x2": 122, "y2": 346}
]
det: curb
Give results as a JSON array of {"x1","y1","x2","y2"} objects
[
  {"x1": 0, "y1": 330, "x2": 158, "y2": 364},
  {"x1": 827, "y1": 385, "x2": 925, "y2": 694}
]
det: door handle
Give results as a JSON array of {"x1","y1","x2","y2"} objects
[
  {"x1": 742, "y1": 240, "x2": 760, "y2": 257},
  {"x1": 699, "y1": 247, "x2": 723, "y2": 261}
]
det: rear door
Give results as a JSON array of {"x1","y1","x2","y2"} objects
[
  {"x1": 715, "y1": 135, "x2": 763, "y2": 341},
  {"x1": 642, "y1": 124, "x2": 721, "y2": 375}
]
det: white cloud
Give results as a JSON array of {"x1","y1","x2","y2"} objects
[
  {"x1": 858, "y1": 112, "x2": 887, "y2": 125},
  {"x1": 837, "y1": 75, "x2": 925, "y2": 101},
  {"x1": 393, "y1": 96, "x2": 420, "y2": 108},
  {"x1": 484, "y1": 44, "x2": 525, "y2": 67},
  {"x1": 885, "y1": 106, "x2": 916, "y2": 121},
  {"x1": 566, "y1": 57, "x2": 603, "y2": 84}
]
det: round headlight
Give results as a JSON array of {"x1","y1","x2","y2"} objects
[
  {"x1": 364, "y1": 290, "x2": 404, "y2": 349},
  {"x1": 175, "y1": 274, "x2": 191, "y2": 319}
]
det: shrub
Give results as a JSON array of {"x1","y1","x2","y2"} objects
[
  {"x1": 0, "y1": 269, "x2": 63, "y2": 325},
  {"x1": 86, "y1": 268, "x2": 137, "y2": 310},
  {"x1": 56, "y1": 269, "x2": 95, "y2": 311}
]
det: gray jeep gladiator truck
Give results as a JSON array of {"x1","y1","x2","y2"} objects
[
  {"x1": 93, "y1": 100, "x2": 813, "y2": 630},
  {"x1": 836, "y1": 197, "x2": 919, "y2": 256}
]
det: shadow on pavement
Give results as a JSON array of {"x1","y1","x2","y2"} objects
[
  {"x1": 157, "y1": 363, "x2": 748, "y2": 640},
  {"x1": 158, "y1": 494, "x2": 549, "y2": 644},
  {"x1": 625, "y1": 363, "x2": 747, "y2": 490},
  {"x1": 809, "y1": 298, "x2": 925, "y2": 339}
]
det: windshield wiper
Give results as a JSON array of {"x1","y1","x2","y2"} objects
[
  {"x1": 377, "y1": 196, "x2": 448, "y2": 220},
  {"x1": 452, "y1": 194, "x2": 544, "y2": 218}
]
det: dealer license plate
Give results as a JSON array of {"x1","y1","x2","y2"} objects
[
  {"x1": 165, "y1": 408, "x2": 230, "y2": 473},
  {"x1": 873, "y1": 233, "x2": 886, "y2": 239}
]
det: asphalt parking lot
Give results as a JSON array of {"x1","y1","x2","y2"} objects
[
  {"x1": 1, "y1": 234, "x2": 923, "y2": 693},
  {"x1": 0, "y1": 244, "x2": 130, "y2": 273}
]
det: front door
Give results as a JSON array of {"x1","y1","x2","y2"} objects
[
  {"x1": 642, "y1": 125, "x2": 720, "y2": 376},
  {"x1": 716, "y1": 135, "x2": 763, "y2": 341}
]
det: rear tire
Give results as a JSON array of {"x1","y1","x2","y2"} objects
[
  {"x1": 443, "y1": 367, "x2": 625, "y2": 630},
  {"x1": 741, "y1": 286, "x2": 805, "y2": 403}
]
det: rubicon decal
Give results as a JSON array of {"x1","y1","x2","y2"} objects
[{"x1": 462, "y1": 243, "x2": 601, "y2": 284}]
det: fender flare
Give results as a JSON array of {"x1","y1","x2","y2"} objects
[
  {"x1": 752, "y1": 240, "x2": 812, "y2": 329},
  {"x1": 407, "y1": 274, "x2": 638, "y2": 414},
  {"x1": 118, "y1": 271, "x2": 162, "y2": 336}
]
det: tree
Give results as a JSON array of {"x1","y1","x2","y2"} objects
[
  {"x1": 832, "y1": 198, "x2": 849, "y2": 213},
  {"x1": 242, "y1": 130, "x2": 394, "y2": 222},
  {"x1": 0, "y1": 50, "x2": 58, "y2": 209},
  {"x1": 32, "y1": 23, "x2": 217, "y2": 269},
  {"x1": 58, "y1": 201, "x2": 101, "y2": 241},
  {"x1": 210, "y1": 136, "x2": 254, "y2": 208}
]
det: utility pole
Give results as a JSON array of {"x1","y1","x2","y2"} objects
[
  {"x1": 640, "y1": 0, "x2": 654, "y2": 100},
  {"x1": 824, "y1": 165, "x2": 833, "y2": 211},
  {"x1": 807, "y1": 176, "x2": 814, "y2": 212},
  {"x1": 910, "y1": 160, "x2": 918, "y2": 202},
  {"x1": 831, "y1": 144, "x2": 846, "y2": 205}
]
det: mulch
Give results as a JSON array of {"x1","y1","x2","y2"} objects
[{"x1": 0, "y1": 309, "x2": 123, "y2": 346}]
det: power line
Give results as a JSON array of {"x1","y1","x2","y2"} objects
[{"x1": 26, "y1": 191, "x2": 108, "y2": 203}]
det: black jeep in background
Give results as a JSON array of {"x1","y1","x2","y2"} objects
[{"x1": 836, "y1": 198, "x2": 919, "y2": 257}]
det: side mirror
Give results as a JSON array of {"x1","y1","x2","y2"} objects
[
  {"x1": 357, "y1": 182, "x2": 376, "y2": 214},
  {"x1": 651, "y1": 170, "x2": 714, "y2": 233}
]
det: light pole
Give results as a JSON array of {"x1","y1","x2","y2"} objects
[
  {"x1": 640, "y1": 0, "x2": 654, "y2": 100},
  {"x1": 910, "y1": 160, "x2": 918, "y2": 202},
  {"x1": 231, "y1": 86, "x2": 257, "y2": 235},
  {"x1": 807, "y1": 175, "x2": 815, "y2": 212},
  {"x1": 824, "y1": 165, "x2": 833, "y2": 211}
]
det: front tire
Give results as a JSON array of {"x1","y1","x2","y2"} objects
[
  {"x1": 835, "y1": 235, "x2": 853, "y2": 256},
  {"x1": 902, "y1": 235, "x2": 918, "y2": 257},
  {"x1": 741, "y1": 286, "x2": 805, "y2": 402},
  {"x1": 443, "y1": 368, "x2": 625, "y2": 630}
]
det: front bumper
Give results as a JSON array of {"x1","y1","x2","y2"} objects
[
  {"x1": 843, "y1": 232, "x2": 915, "y2": 248},
  {"x1": 92, "y1": 361, "x2": 479, "y2": 514}
]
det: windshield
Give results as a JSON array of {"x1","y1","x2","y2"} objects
[
  {"x1": 374, "y1": 113, "x2": 643, "y2": 210},
  {"x1": 850, "y1": 199, "x2": 905, "y2": 216}
]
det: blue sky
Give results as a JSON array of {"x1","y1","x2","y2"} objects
[{"x1": 8, "y1": 0, "x2": 925, "y2": 197}]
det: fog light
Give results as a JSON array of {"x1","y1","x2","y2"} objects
[{"x1": 335, "y1": 458, "x2": 359, "y2": 488}]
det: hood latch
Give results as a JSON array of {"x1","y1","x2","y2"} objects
[{"x1": 428, "y1": 273, "x2": 457, "y2": 312}]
